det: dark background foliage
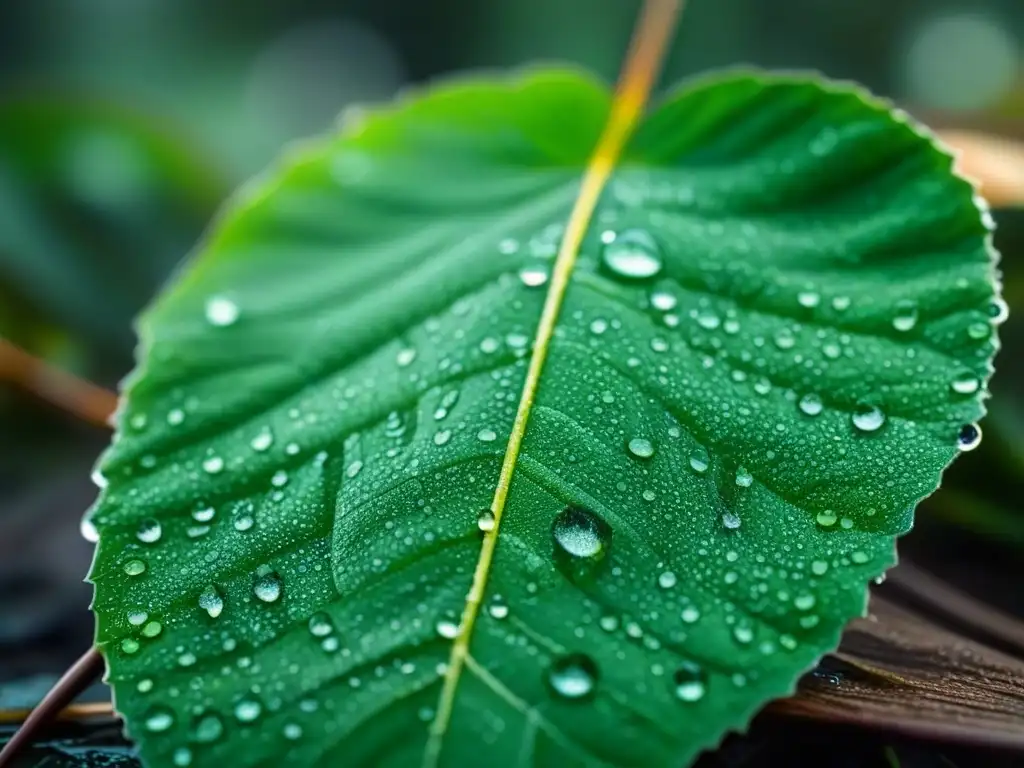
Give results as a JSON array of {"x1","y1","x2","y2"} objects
[{"x1": 1, "y1": 1, "x2": 1022, "y2": 765}]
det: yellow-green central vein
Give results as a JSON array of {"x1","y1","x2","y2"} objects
[{"x1": 422, "y1": 1, "x2": 683, "y2": 764}]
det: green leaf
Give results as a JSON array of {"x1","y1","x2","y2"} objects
[{"x1": 88, "y1": 69, "x2": 999, "y2": 768}]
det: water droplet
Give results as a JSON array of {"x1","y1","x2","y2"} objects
[
  {"x1": 811, "y1": 560, "x2": 829, "y2": 575},
  {"x1": 144, "y1": 706, "x2": 175, "y2": 732},
  {"x1": 626, "y1": 437, "x2": 654, "y2": 459},
  {"x1": 136, "y1": 519, "x2": 162, "y2": 544},
  {"x1": 80, "y1": 518, "x2": 99, "y2": 543},
  {"x1": 797, "y1": 291, "x2": 820, "y2": 309},
  {"x1": 893, "y1": 300, "x2": 918, "y2": 332},
  {"x1": 308, "y1": 611, "x2": 334, "y2": 637},
  {"x1": 192, "y1": 713, "x2": 224, "y2": 743},
  {"x1": 205, "y1": 296, "x2": 239, "y2": 327},
  {"x1": 689, "y1": 447, "x2": 709, "y2": 474},
  {"x1": 345, "y1": 460, "x2": 362, "y2": 479},
  {"x1": 234, "y1": 515, "x2": 254, "y2": 532},
  {"x1": 477, "y1": 428, "x2": 497, "y2": 443},
  {"x1": 127, "y1": 610, "x2": 148, "y2": 627},
  {"x1": 734, "y1": 467, "x2": 753, "y2": 488},
  {"x1": 199, "y1": 585, "x2": 224, "y2": 618},
  {"x1": 234, "y1": 698, "x2": 262, "y2": 723},
  {"x1": 283, "y1": 723, "x2": 303, "y2": 740},
  {"x1": 250, "y1": 430, "x2": 273, "y2": 452},
  {"x1": 651, "y1": 291, "x2": 677, "y2": 311},
  {"x1": 794, "y1": 594, "x2": 816, "y2": 611},
  {"x1": 957, "y1": 423, "x2": 982, "y2": 451},
  {"x1": 589, "y1": 318, "x2": 608, "y2": 335},
  {"x1": 798, "y1": 393, "x2": 823, "y2": 417},
  {"x1": 672, "y1": 661, "x2": 707, "y2": 702},
  {"x1": 121, "y1": 638, "x2": 140, "y2": 654},
  {"x1": 253, "y1": 567, "x2": 282, "y2": 603},
  {"x1": 773, "y1": 328, "x2": 796, "y2": 350},
  {"x1": 989, "y1": 297, "x2": 1009, "y2": 324},
  {"x1": 137, "y1": 678, "x2": 153, "y2": 693},
  {"x1": 123, "y1": 559, "x2": 146, "y2": 576},
  {"x1": 967, "y1": 321, "x2": 990, "y2": 340},
  {"x1": 167, "y1": 408, "x2": 185, "y2": 426},
  {"x1": 680, "y1": 606, "x2": 701, "y2": 624},
  {"x1": 192, "y1": 506, "x2": 215, "y2": 523},
  {"x1": 142, "y1": 621, "x2": 162, "y2": 638},
  {"x1": 601, "y1": 229, "x2": 662, "y2": 280},
  {"x1": 202, "y1": 456, "x2": 224, "y2": 474},
  {"x1": 658, "y1": 571, "x2": 677, "y2": 589},
  {"x1": 488, "y1": 596, "x2": 509, "y2": 620},
  {"x1": 477, "y1": 509, "x2": 496, "y2": 533},
  {"x1": 732, "y1": 624, "x2": 754, "y2": 644},
  {"x1": 816, "y1": 510, "x2": 838, "y2": 527},
  {"x1": 696, "y1": 309, "x2": 720, "y2": 330},
  {"x1": 436, "y1": 619, "x2": 459, "y2": 639},
  {"x1": 851, "y1": 404, "x2": 886, "y2": 432},
  {"x1": 479, "y1": 337, "x2": 500, "y2": 354},
  {"x1": 552, "y1": 507, "x2": 610, "y2": 561},
  {"x1": 722, "y1": 511, "x2": 741, "y2": 530},
  {"x1": 518, "y1": 265, "x2": 549, "y2": 287},
  {"x1": 271, "y1": 470, "x2": 288, "y2": 487},
  {"x1": 599, "y1": 615, "x2": 619, "y2": 632},
  {"x1": 177, "y1": 651, "x2": 197, "y2": 667},
  {"x1": 396, "y1": 347, "x2": 417, "y2": 367},
  {"x1": 548, "y1": 654, "x2": 598, "y2": 700},
  {"x1": 173, "y1": 747, "x2": 193, "y2": 767},
  {"x1": 832, "y1": 296, "x2": 851, "y2": 311},
  {"x1": 433, "y1": 430, "x2": 452, "y2": 446},
  {"x1": 950, "y1": 373, "x2": 980, "y2": 395}
]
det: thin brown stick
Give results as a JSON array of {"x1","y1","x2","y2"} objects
[
  {"x1": 0, "y1": 339, "x2": 117, "y2": 428},
  {"x1": 0, "y1": 648, "x2": 105, "y2": 767},
  {"x1": 0, "y1": 702, "x2": 115, "y2": 726}
]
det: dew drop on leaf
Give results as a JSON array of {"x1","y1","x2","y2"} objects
[
  {"x1": 234, "y1": 698, "x2": 263, "y2": 723},
  {"x1": 680, "y1": 606, "x2": 701, "y2": 624},
  {"x1": 892, "y1": 299, "x2": 918, "y2": 332},
  {"x1": 552, "y1": 506, "x2": 611, "y2": 560},
  {"x1": 851, "y1": 404, "x2": 886, "y2": 432},
  {"x1": 308, "y1": 611, "x2": 334, "y2": 637},
  {"x1": 816, "y1": 510, "x2": 838, "y2": 527},
  {"x1": 123, "y1": 559, "x2": 147, "y2": 576},
  {"x1": 202, "y1": 456, "x2": 224, "y2": 474},
  {"x1": 672, "y1": 661, "x2": 708, "y2": 703},
  {"x1": 518, "y1": 265, "x2": 549, "y2": 287},
  {"x1": 144, "y1": 706, "x2": 175, "y2": 733},
  {"x1": 600, "y1": 229, "x2": 662, "y2": 280},
  {"x1": 199, "y1": 585, "x2": 224, "y2": 618},
  {"x1": 547, "y1": 654, "x2": 598, "y2": 700},
  {"x1": 127, "y1": 610, "x2": 148, "y2": 627},
  {"x1": 989, "y1": 297, "x2": 1009, "y2": 324},
  {"x1": 734, "y1": 467, "x2": 753, "y2": 487},
  {"x1": 626, "y1": 437, "x2": 654, "y2": 459},
  {"x1": 250, "y1": 429, "x2": 273, "y2": 452},
  {"x1": 173, "y1": 747, "x2": 193, "y2": 767},
  {"x1": 950, "y1": 373, "x2": 980, "y2": 395},
  {"x1": 797, "y1": 290, "x2": 820, "y2": 308},
  {"x1": 142, "y1": 621, "x2": 162, "y2": 638},
  {"x1": 283, "y1": 723, "x2": 303, "y2": 741},
  {"x1": 253, "y1": 567, "x2": 282, "y2": 603},
  {"x1": 957, "y1": 423, "x2": 982, "y2": 451},
  {"x1": 436, "y1": 619, "x2": 459, "y2": 640},
  {"x1": 205, "y1": 296, "x2": 239, "y2": 327},
  {"x1": 689, "y1": 448, "x2": 709, "y2": 474},
  {"x1": 476, "y1": 509, "x2": 496, "y2": 533},
  {"x1": 136, "y1": 519, "x2": 162, "y2": 544},
  {"x1": 798, "y1": 393, "x2": 823, "y2": 416},
  {"x1": 121, "y1": 638, "x2": 140, "y2": 654},
  {"x1": 650, "y1": 290, "x2": 677, "y2": 311},
  {"x1": 722, "y1": 511, "x2": 741, "y2": 530}
]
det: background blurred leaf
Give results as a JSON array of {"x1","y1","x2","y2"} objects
[{"x1": 0, "y1": 95, "x2": 227, "y2": 380}]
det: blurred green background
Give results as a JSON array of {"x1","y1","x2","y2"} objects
[{"x1": 0, "y1": 0, "x2": 1021, "y2": 762}]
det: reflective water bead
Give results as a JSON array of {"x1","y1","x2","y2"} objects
[
  {"x1": 436, "y1": 619, "x2": 459, "y2": 640},
  {"x1": 199, "y1": 585, "x2": 224, "y2": 618},
  {"x1": 672, "y1": 661, "x2": 707, "y2": 703},
  {"x1": 735, "y1": 467, "x2": 753, "y2": 487},
  {"x1": 626, "y1": 437, "x2": 654, "y2": 459},
  {"x1": 308, "y1": 612, "x2": 334, "y2": 637},
  {"x1": 477, "y1": 509, "x2": 496, "y2": 533},
  {"x1": 253, "y1": 567, "x2": 282, "y2": 603},
  {"x1": 144, "y1": 706, "x2": 175, "y2": 732},
  {"x1": 798, "y1": 393, "x2": 823, "y2": 417},
  {"x1": 477, "y1": 428, "x2": 497, "y2": 443},
  {"x1": 650, "y1": 290, "x2": 677, "y2": 311},
  {"x1": 127, "y1": 610, "x2": 148, "y2": 627},
  {"x1": 283, "y1": 723, "x2": 303, "y2": 741},
  {"x1": 851, "y1": 404, "x2": 886, "y2": 432},
  {"x1": 548, "y1": 654, "x2": 598, "y2": 700},
  {"x1": 552, "y1": 507, "x2": 611, "y2": 561},
  {"x1": 234, "y1": 698, "x2": 262, "y2": 723},
  {"x1": 722, "y1": 511, "x2": 741, "y2": 530},
  {"x1": 957, "y1": 423, "x2": 982, "y2": 451},
  {"x1": 816, "y1": 510, "x2": 838, "y2": 527},
  {"x1": 601, "y1": 229, "x2": 663, "y2": 280},
  {"x1": 202, "y1": 456, "x2": 224, "y2": 474},
  {"x1": 950, "y1": 373, "x2": 980, "y2": 395},
  {"x1": 680, "y1": 606, "x2": 701, "y2": 624},
  {"x1": 518, "y1": 265, "x2": 549, "y2": 287},
  {"x1": 689, "y1": 448, "x2": 709, "y2": 474},
  {"x1": 173, "y1": 747, "x2": 193, "y2": 767},
  {"x1": 121, "y1": 638, "x2": 140, "y2": 654},
  {"x1": 989, "y1": 297, "x2": 1009, "y2": 324},
  {"x1": 658, "y1": 571, "x2": 677, "y2": 589},
  {"x1": 205, "y1": 296, "x2": 239, "y2": 327},
  {"x1": 192, "y1": 506, "x2": 215, "y2": 523},
  {"x1": 123, "y1": 559, "x2": 147, "y2": 576},
  {"x1": 136, "y1": 519, "x2": 162, "y2": 544},
  {"x1": 892, "y1": 299, "x2": 918, "y2": 332},
  {"x1": 797, "y1": 291, "x2": 820, "y2": 309}
]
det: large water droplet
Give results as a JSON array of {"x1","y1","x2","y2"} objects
[
  {"x1": 202, "y1": 456, "x2": 224, "y2": 474},
  {"x1": 734, "y1": 467, "x2": 753, "y2": 488},
  {"x1": 253, "y1": 567, "x2": 282, "y2": 603},
  {"x1": 552, "y1": 507, "x2": 611, "y2": 561},
  {"x1": 601, "y1": 229, "x2": 662, "y2": 280},
  {"x1": 144, "y1": 706, "x2": 175, "y2": 732},
  {"x1": 950, "y1": 373, "x2": 980, "y2": 395},
  {"x1": 689, "y1": 447, "x2": 709, "y2": 473},
  {"x1": 548, "y1": 654, "x2": 598, "y2": 700},
  {"x1": 308, "y1": 611, "x2": 334, "y2": 637},
  {"x1": 798, "y1": 393, "x2": 823, "y2": 417},
  {"x1": 199, "y1": 585, "x2": 224, "y2": 618},
  {"x1": 626, "y1": 437, "x2": 654, "y2": 459},
  {"x1": 722, "y1": 511, "x2": 741, "y2": 530},
  {"x1": 136, "y1": 519, "x2": 162, "y2": 544},
  {"x1": 436, "y1": 619, "x2": 459, "y2": 640},
  {"x1": 205, "y1": 296, "x2": 239, "y2": 327},
  {"x1": 989, "y1": 297, "x2": 1009, "y2": 324},
  {"x1": 234, "y1": 698, "x2": 262, "y2": 723},
  {"x1": 851, "y1": 404, "x2": 886, "y2": 433},
  {"x1": 957, "y1": 423, "x2": 982, "y2": 451},
  {"x1": 673, "y1": 661, "x2": 708, "y2": 703},
  {"x1": 192, "y1": 713, "x2": 224, "y2": 743},
  {"x1": 892, "y1": 300, "x2": 918, "y2": 332},
  {"x1": 173, "y1": 747, "x2": 193, "y2": 767},
  {"x1": 123, "y1": 559, "x2": 147, "y2": 576},
  {"x1": 518, "y1": 265, "x2": 549, "y2": 287},
  {"x1": 658, "y1": 571, "x2": 677, "y2": 589},
  {"x1": 477, "y1": 509, "x2": 496, "y2": 533},
  {"x1": 250, "y1": 430, "x2": 273, "y2": 452},
  {"x1": 797, "y1": 291, "x2": 820, "y2": 309}
]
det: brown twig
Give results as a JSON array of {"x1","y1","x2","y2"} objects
[
  {"x1": 0, "y1": 702, "x2": 114, "y2": 726},
  {"x1": 0, "y1": 339, "x2": 117, "y2": 429},
  {"x1": 0, "y1": 648, "x2": 105, "y2": 767},
  {"x1": 937, "y1": 129, "x2": 1024, "y2": 207}
]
